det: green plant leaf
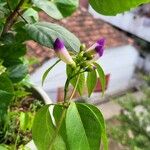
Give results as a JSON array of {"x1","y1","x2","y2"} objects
[
  {"x1": 7, "y1": 0, "x2": 20, "y2": 9},
  {"x1": 66, "y1": 65, "x2": 85, "y2": 95},
  {"x1": 0, "y1": 74, "x2": 14, "y2": 123},
  {"x1": 83, "y1": 103, "x2": 108, "y2": 150},
  {"x1": 66, "y1": 102, "x2": 90, "y2": 150},
  {"x1": 22, "y1": 8, "x2": 39, "y2": 23},
  {"x1": 19, "y1": 112, "x2": 30, "y2": 131},
  {"x1": 0, "y1": 43, "x2": 26, "y2": 59},
  {"x1": 0, "y1": 90, "x2": 14, "y2": 107},
  {"x1": 94, "y1": 63, "x2": 106, "y2": 95},
  {"x1": 74, "y1": 73, "x2": 85, "y2": 95},
  {"x1": 53, "y1": 105, "x2": 69, "y2": 149},
  {"x1": 54, "y1": 0, "x2": 79, "y2": 17},
  {"x1": 42, "y1": 59, "x2": 60, "y2": 86},
  {"x1": 0, "y1": 145, "x2": 8, "y2": 150},
  {"x1": 0, "y1": 73, "x2": 14, "y2": 93},
  {"x1": 89, "y1": 0, "x2": 150, "y2": 16},
  {"x1": 77, "y1": 103, "x2": 102, "y2": 150},
  {"x1": 25, "y1": 22, "x2": 80, "y2": 52},
  {"x1": 32, "y1": 0, "x2": 78, "y2": 19},
  {"x1": 87, "y1": 70, "x2": 97, "y2": 97},
  {"x1": 32, "y1": 105, "x2": 66, "y2": 150},
  {"x1": 7, "y1": 63, "x2": 28, "y2": 83}
]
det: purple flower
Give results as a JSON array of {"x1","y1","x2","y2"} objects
[
  {"x1": 54, "y1": 38, "x2": 76, "y2": 67},
  {"x1": 86, "y1": 38, "x2": 105, "y2": 60}
]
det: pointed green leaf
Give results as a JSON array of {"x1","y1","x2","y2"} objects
[
  {"x1": 32, "y1": 0, "x2": 78, "y2": 19},
  {"x1": 0, "y1": 74, "x2": 14, "y2": 123},
  {"x1": 89, "y1": 0, "x2": 150, "y2": 16},
  {"x1": 94, "y1": 63, "x2": 106, "y2": 95},
  {"x1": 82, "y1": 103, "x2": 108, "y2": 150},
  {"x1": 23, "y1": 8, "x2": 39, "y2": 23},
  {"x1": 25, "y1": 22, "x2": 80, "y2": 52},
  {"x1": 66, "y1": 102, "x2": 90, "y2": 150},
  {"x1": 32, "y1": 0, "x2": 63, "y2": 19},
  {"x1": 76, "y1": 103, "x2": 102, "y2": 150},
  {"x1": 7, "y1": 63, "x2": 28, "y2": 83},
  {"x1": 87, "y1": 70, "x2": 97, "y2": 97},
  {"x1": 66, "y1": 65, "x2": 85, "y2": 95},
  {"x1": 32, "y1": 105, "x2": 66, "y2": 150},
  {"x1": 53, "y1": 105, "x2": 69, "y2": 149},
  {"x1": 42, "y1": 59, "x2": 60, "y2": 85},
  {"x1": 0, "y1": 74, "x2": 14, "y2": 93}
]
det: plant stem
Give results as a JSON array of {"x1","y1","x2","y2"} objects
[
  {"x1": 6, "y1": 0, "x2": 28, "y2": 24},
  {"x1": 64, "y1": 69, "x2": 85, "y2": 102},
  {"x1": 1, "y1": 0, "x2": 26, "y2": 37},
  {"x1": 69, "y1": 74, "x2": 80, "y2": 100},
  {"x1": 64, "y1": 78, "x2": 70, "y2": 102},
  {"x1": 48, "y1": 108, "x2": 67, "y2": 150}
]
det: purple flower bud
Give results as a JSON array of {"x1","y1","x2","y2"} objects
[
  {"x1": 54, "y1": 38, "x2": 65, "y2": 51},
  {"x1": 85, "y1": 38, "x2": 105, "y2": 60},
  {"x1": 54, "y1": 38, "x2": 76, "y2": 67}
]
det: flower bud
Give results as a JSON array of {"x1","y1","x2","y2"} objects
[
  {"x1": 54, "y1": 38, "x2": 76, "y2": 67},
  {"x1": 80, "y1": 44, "x2": 86, "y2": 52},
  {"x1": 85, "y1": 38, "x2": 105, "y2": 60}
]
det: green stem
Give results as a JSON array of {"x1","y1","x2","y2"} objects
[
  {"x1": 64, "y1": 69, "x2": 85, "y2": 102},
  {"x1": 14, "y1": 129, "x2": 20, "y2": 150},
  {"x1": 6, "y1": 0, "x2": 28, "y2": 24},
  {"x1": 69, "y1": 74, "x2": 80, "y2": 101},
  {"x1": 64, "y1": 78, "x2": 70, "y2": 102}
]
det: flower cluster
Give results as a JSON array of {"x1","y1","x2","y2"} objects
[{"x1": 53, "y1": 38, "x2": 105, "y2": 70}]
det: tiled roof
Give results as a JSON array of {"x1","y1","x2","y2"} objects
[{"x1": 27, "y1": 7, "x2": 133, "y2": 72}]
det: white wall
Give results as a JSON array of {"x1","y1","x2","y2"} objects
[
  {"x1": 30, "y1": 45, "x2": 138, "y2": 102},
  {"x1": 89, "y1": 6, "x2": 150, "y2": 43}
]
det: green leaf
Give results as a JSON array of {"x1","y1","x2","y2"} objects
[
  {"x1": 32, "y1": 0, "x2": 78, "y2": 19},
  {"x1": 19, "y1": 112, "x2": 30, "y2": 131},
  {"x1": 22, "y1": 8, "x2": 39, "y2": 23},
  {"x1": 0, "y1": 145, "x2": 8, "y2": 150},
  {"x1": 54, "y1": 0, "x2": 79, "y2": 17},
  {"x1": 66, "y1": 102, "x2": 90, "y2": 150},
  {"x1": 76, "y1": 103, "x2": 103, "y2": 150},
  {"x1": 89, "y1": 0, "x2": 150, "y2": 16},
  {"x1": 87, "y1": 70, "x2": 97, "y2": 97},
  {"x1": 32, "y1": 105, "x2": 66, "y2": 150},
  {"x1": 0, "y1": 74, "x2": 14, "y2": 93},
  {"x1": 0, "y1": 43, "x2": 26, "y2": 59},
  {"x1": 66, "y1": 65, "x2": 85, "y2": 95},
  {"x1": 53, "y1": 105, "x2": 69, "y2": 149},
  {"x1": 94, "y1": 63, "x2": 106, "y2": 95},
  {"x1": 7, "y1": 0, "x2": 20, "y2": 9},
  {"x1": 83, "y1": 103, "x2": 108, "y2": 150},
  {"x1": 7, "y1": 63, "x2": 28, "y2": 83},
  {"x1": 0, "y1": 90, "x2": 14, "y2": 107},
  {"x1": 42, "y1": 59, "x2": 60, "y2": 85},
  {"x1": 74, "y1": 73, "x2": 85, "y2": 95},
  {"x1": 25, "y1": 22, "x2": 80, "y2": 52},
  {"x1": 0, "y1": 74, "x2": 14, "y2": 123}
]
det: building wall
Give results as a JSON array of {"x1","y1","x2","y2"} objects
[
  {"x1": 30, "y1": 45, "x2": 139, "y2": 102},
  {"x1": 89, "y1": 6, "x2": 150, "y2": 43}
]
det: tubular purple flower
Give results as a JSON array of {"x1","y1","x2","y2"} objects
[
  {"x1": 54, "y1": 38, "x2": 76, "y2": 67},
  {"x1": 86, "y1": 38, "x2": 105, "y2": 60}
]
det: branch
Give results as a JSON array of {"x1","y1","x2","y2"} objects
[{"x1": 1, "y1": 0, "x2": 26, "y2": 36}]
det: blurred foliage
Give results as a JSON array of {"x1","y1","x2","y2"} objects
[
  {"x1": 108, "y1": 77, "x2": 150, "y2": 150},
  {"x1": 0, "y1": 96, "x2": 43, "y2": 149}
]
